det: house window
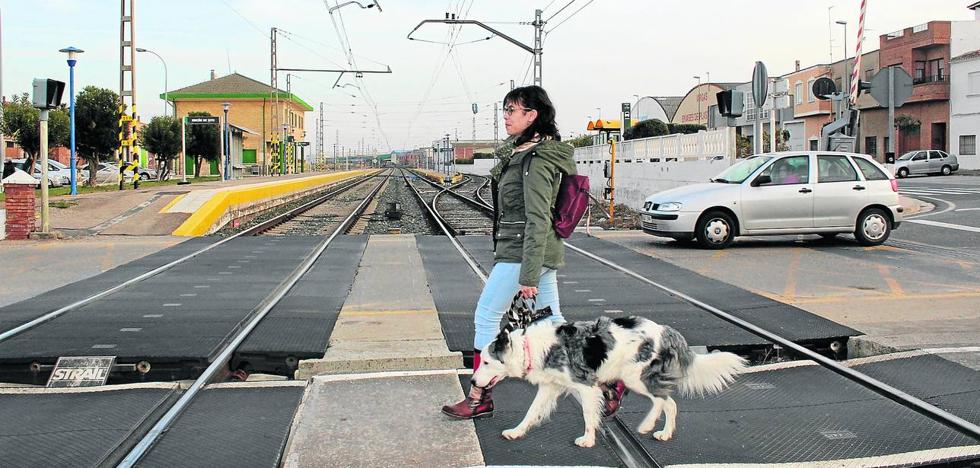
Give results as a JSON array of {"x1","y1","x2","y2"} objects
[
  {"x1": 807, "y1": 79, "x2": 815, "y2": 103},
  {"x1": 795, "y1": 83, "x2": 803, "y2": 104},
  {"x1": 961, "y1": 135, "x2": 977, "y2": 155},
  {"x1": 928, "y1": 59, "x2": 945, "y2": 82},
  {"x1": 809, "y1": 139, "x2": 818, "y2": 151},
  {"x1": 915, "y1": 61, "x2": 926, "y2": 81},
  {"x1": 865, "y1": 137, "x2": 877, "y2": 157}
]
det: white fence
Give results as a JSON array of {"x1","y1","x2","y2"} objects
[{"x1": 574, "y1": 128, "x2": 738, "y2": 210}]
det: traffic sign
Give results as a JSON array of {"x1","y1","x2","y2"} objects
[
  {"x1": 186, "y1": 116, "x2": 219, "y2": 125},
  {"x1": 296, "y1": 142, "x2": 310, "y2": 147},
  {"x1": 812, "y1": 77, "x2": 837, "y2": 100},
  {"x1": 752, "y1": 61, "x2": 768, "y2": 106},
  {"x1": 869, "y1": 66, "x2": 914, "y2": 108}
]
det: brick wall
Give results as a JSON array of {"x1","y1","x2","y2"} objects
[{"x1": 3, "y1": 184, "x2": 36, "y2": 240}]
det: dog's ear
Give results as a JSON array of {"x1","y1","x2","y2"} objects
[{"x1": 491, "y1": 329, "x2": 511, "y2": 357}]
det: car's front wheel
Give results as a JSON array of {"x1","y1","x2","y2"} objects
[
  {"x1": 854, "y1": 208, "x2": 891, "y2": 246},
  {"x1": 897, "y1": 167, "x2": 909, "y2": 178},
  {"x1": 695, "y1": 210, "x2": 735, "y2": 249}
]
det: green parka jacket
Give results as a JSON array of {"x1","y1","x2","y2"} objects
[{"x1": 490, "y1": 137, "x2": 577, "y2": 287}]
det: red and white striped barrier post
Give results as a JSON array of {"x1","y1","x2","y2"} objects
[{"x1": 849, "y1": 0, "x2": 868, "y2": 104}]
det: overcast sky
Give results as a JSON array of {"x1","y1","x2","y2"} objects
[{"x1": 1, "y1": 0, "x2": 975, "y2": 153}]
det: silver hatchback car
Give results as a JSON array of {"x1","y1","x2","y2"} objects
[
  {"x1": 641, "y1": 151, "x2": 903, "y2": 249},
  {"x1": 893, "y1": 150, "x2": 959, "y2": 178}
]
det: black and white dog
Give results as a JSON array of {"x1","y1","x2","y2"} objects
[{"x1": 473, "y1": 316, "x2": 747, "y2": 448}]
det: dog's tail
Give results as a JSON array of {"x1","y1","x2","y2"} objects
[{"x1": 657, "y1": 327, "x2": 746, "y2": 398}]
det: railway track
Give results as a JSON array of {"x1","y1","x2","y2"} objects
[
  {"x1": 407, "y1": 171, "x2": 494, "y2": 236},
  {"x1": 419, "y1": 175, "x2": 980, "y2": 466}
]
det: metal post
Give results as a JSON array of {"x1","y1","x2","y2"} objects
[
  {"x1": 493, "y1": 102, "x2": 499, "y2": 148},
  {"x1": 180, "y1": 116, "x2": 188, "y2": 184},
  {"x1": 533, "y1": 9, "x2": 543, "y2": 86},
  {"x1": 68, "y1": 59, "x2": 77, "y2": 194},
  {"x1": 219, "y1": 114, "x2": 225, "y2": 179},
  {"x1": 770, "y1": 78, "x2": 777, "y2": 153},
  {"x1": 39, "y1": 110, "x2": 50, "y2": 233},
  {"x1": 888, "y1": 66, "x2": 895, "y2": 156},
  {"x1": 608, "y1": 137, "x2": 616, "y2": 222},
  {"x1": 223, "y1": 102, "x2": 230, "y2": 180}
]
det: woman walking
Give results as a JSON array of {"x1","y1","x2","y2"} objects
[{"x1": 442, "y1": 85, "x2": 624, "y2": 419}]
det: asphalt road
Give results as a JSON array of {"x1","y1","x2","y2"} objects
[{"x1": 894, "y1": 174, "x2": 980, "y2": 256}]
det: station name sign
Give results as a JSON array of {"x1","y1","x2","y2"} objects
[
  {"x1": 46, "y1": 356, "x2": 116, "y2": 388},
  {"x1": 186, "y1": 116, "x2": 219, "y2": 125}
]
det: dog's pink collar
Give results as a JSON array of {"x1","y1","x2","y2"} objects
[{"x1": 522, "y1": 338, "x2": 533, "y2": 377}]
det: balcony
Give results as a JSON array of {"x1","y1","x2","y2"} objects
[{"x1": 913, "y1": 74, "x2": 947, "y2": 85}]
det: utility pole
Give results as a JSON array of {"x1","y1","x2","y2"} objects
[
  {"x1": 493, "y1": 102, "x2": 499, "y2": 148},
  {"x1": 532, "y1": 9, "x2": 543, "y2": 86},
  {"x1": 0, "y1": 8, "x2": 4, "y2": 181},
  {"x1": 270, "y1": 27, "x2": 282, "y2": 176},
  {"x1": 118, "y1": 0, "x2": 138, "y2": 187},
  {"x1": 317, "y1": 102, "x2": 324, "y2": 169}
]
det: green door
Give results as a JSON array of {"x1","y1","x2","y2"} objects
[
  {"x1": 242, "y1": 149, "x2": 257, "y2": 164},
  {"x1": 185, "y1": 156, "x2": 196, "y2": 176},
  {"x1": 209, "y1": 158, "x2": 219, "y2": 175}
]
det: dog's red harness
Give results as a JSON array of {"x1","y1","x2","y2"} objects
[{"x1": 522, "y1": 338, "x2": 533, "y2": 377}]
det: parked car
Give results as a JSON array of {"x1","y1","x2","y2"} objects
[
  {"x1": 640, "y1": 151, "x2": 903, "y2": 249},
  {"x1": 79, "y1": 162, "x2": 156, "y2": 184},
  {"x1": 893, "y1": 150, "x2": 959, "y2": 178},
  {"x1": 45, "y1": 159, "x2": 89, "y2": 185},
  {"x1": 8, "y1": 158, "x2": 70, "y2": 187}
]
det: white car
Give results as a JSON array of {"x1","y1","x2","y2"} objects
[
  {"x1": 9, "y1": 159, "x2": 71, "y2": 187},
  {"x1": 893, "y1": 150, "x2": 959, "y2": 178},
  {"x1": 641, "y1": 151, "x2": 903, "y2": 249}
]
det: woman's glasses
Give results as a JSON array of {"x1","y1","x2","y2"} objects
[{"x1": 503, "y1": 106, "x2": 533, "y2": 116}]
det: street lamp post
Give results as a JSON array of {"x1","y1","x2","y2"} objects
[
  {"x1": 136, "y1": 48, "x2": 169, "y2": 117},
  {"x1": 836, "y1": 20, "x2": 849, "y2": 119},
  {"x1": 59, "y1": 46, "x2": 84, "y2": 195},
  {"x1": 222, "y1": 102, "x2": 230, "y2": 180}
]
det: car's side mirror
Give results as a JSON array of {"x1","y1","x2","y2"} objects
[{"x1": 752, "y1": 175, "x2": 771, "y2": 187}]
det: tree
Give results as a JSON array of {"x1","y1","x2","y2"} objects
[
  {"x1": 185, "y1": 111, "x2": 219, "y2": 177},
  {"x1": 666, "y1": 123, "x2": 706, "y2": 135},
  {"x1": 567, "y1": 134, "x2": 595, "y2": 148},
  {"x1": 75, "y1": 87, "x2": 121, "y2": 185},
  {"x1": 624, "y1": 119, "x2": 668, "y2": 140},
  {"x1": 1, "y1": 93, "x2": 69, "y2": 169},
  {"x1": 140, "y1": 116, "x2": 181, "y2": 179}
]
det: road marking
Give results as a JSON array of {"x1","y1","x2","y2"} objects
[
  {"x1": 955, "y1": 208, "x2": 980, "y2": 212},
  {"x1": 563, "y1": 281, "x2": 579, "y2": 284},
  {"x1": 162, "y1": 303, "x2": 182, "y2": 307},
  {"x1": 588, "y1": 298, "x2": 606, "y2": 302},
  {"x1": 877, "y1": 265, "x2": 905, "y2": 296},
  {"x1": 574, "y1": 289, "x2": 592, "y2": 293},
  {"x1": 143, "y1": 314, "x2": 164, "y2": 318},
  {"x1": 218, "y1": 271, "x2": 233, "y2": 275},
  {"x1": 92, "y1": 344, "x2": 116, "y2": 349},
  {"x1": 180, "y1": 293, "x2": 197, "y2": 297},
  {"x1": 604, "y1": 309, "x2": 624, "y2": 314},
  {"x1": 119, "y1": 328, "x2": 142, "y2": 332},
  {"x1": 194, "y1": 285, "x2": 211, "y2": 289},
  {"x1": 908, "y1": 219, "x2": 980, "y2": 233},
  {"x1": 228, "y1": 265, "x2": 242, "y2": 269}
]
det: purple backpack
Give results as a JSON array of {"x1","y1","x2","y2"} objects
[{"x1": 523, "y1": 155, "x2": 590, "y2": 238}]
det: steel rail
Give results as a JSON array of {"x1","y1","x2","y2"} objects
[
  {"x1": 0, "y1": 172, "x2": 379, "y2": 344},
  {"x1": 117, "y1": 171, "x2": 391, "y2": 466},
  {"x1": 405, "y1": 170, "x2": 655, "y2": 467},
  {"x1": 564, "y1": 241, "x2": 980, "y2": 441}
]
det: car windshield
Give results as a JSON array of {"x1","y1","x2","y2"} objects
[
  {"x1": 897, "y1": 152, "x2": 916, "y2": 161},
  {"x1": 711, "y1": 156, "x2": 772, "y2": 183}
]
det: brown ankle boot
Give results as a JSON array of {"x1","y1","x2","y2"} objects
[
  {"x1": 601, "y1": 381, "x2": 628, "y2": 418},
  {"x1": 442, "y1": 386, "x2": 493, "y2": 419}
]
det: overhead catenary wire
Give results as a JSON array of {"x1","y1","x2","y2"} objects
[{"x1": 545, "y1": 0, "x2": 595, "y2": 35}]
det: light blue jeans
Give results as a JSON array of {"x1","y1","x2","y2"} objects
[{"x1": 473, "y1": 262, "x2": 564, "y2": 350}]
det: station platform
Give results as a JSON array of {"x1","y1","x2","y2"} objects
[
  {"x1": 0, "y1": 233, "x2": 977, "y2": 467},
  {"x1": 19, "y1": 171, "x2": 372, "y2": 238}
]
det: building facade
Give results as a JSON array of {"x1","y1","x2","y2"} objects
[
  {"x1": 950, "y1": 6, "x2": 980, "y2": 167},
  {"x1": 167, "y1": 72, "x2": 312, "y2": 175}
]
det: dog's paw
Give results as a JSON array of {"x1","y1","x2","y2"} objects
[
  {"x1": 501, "y1": 428, "x2": 526, "y2": 440},
  {"x1": 653, "y1": 430, "x2": 673, "y2": 441},
  {"x1": 574, "y1": 435, "x2": 595, "y2": 448},
  {"x1": 637, "y1": 425, "x2": 654, "y2": 435}
]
